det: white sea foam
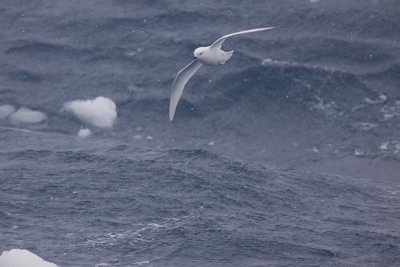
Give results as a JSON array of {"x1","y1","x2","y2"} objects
[
  {"x1": 63, "y1": 96, "x2": 117, "y2": 128},
  {"x1": 365, "y1": 94, "x2": 387, "y2": 104},
  {"x1": 312, "y1": 96, "x2": 340, "y2": 116},
  {"x1": 0, "y1": 249, "x2": 58, "y2": 267},
  {"x1": 261, "y1": 58, "x2": 336, "y2": 72},
  {"x1": 0, "y1": 104, "x2": 16, "y2": 120},
  {"x1": 353, "y1": 122, "x2": 378, "y2": 131},
  {"x1": 0, "y1": 126, "x2": 31, "y2": 132},
  {"x1": 133, "y1": 260, "x2": 150, "y2": 266},
  {"x1": 9, "y1": 107, "x2": 47, "y2": 124},
  {"x1": 379, "y1": 141, "x2": 400, "y2": 154},
  {"x1": 380, "y1": 101, "x2": 400, "y2": 120}
]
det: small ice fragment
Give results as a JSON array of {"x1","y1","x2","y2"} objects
[{"x1": 78, "y1": 128, "x2": 92, "y2": 138}]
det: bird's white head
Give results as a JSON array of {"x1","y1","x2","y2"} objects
[{"x1": 194, "y1": 47, "x2": 207, "y2": 59}]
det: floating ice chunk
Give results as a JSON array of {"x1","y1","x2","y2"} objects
[
  {"x1": 78, "y1": 128, "x2": 92, "y2": 138},
  {"x1": 63, "y1": 96, "x2": 117, "y2": 128},
  {"x1": 0, "y1": 104, "x2": 16, "y2": 119},
  {"x1": 0, "y1": 249, "x2": 58, "y2": 267},
  {"x1": 9, "y1": 107, "x2": 47, "y2": 124}
]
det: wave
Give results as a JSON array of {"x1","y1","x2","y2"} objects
[
  {"x1": 363, "y1": 63, "x2": 400, "y2": 83},
  {"x1": 5, "y1": 40, "x2": 93, "y2": 58},
  {"x1": 194, "y1": 62, "x2": 379, "y2": 116},
  {"x1": 1, "y1": 145, "x2": 399, "y2": 266}
]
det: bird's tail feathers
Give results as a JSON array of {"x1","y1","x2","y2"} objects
[{"x1": 222, "y1": 50, "x2": 234, "y2": 64}]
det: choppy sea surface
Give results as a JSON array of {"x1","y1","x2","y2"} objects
[{"x1": 1, "y1": 0, "x2": 400, "y2": 266}]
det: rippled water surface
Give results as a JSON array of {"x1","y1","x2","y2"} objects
[{"x1": 1, "y1": 0, "x2": 400, "y2": 266}]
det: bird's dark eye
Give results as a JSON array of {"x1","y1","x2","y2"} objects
[{"x1": 199, "y1": 52, "x2": 203, "y2": 55}]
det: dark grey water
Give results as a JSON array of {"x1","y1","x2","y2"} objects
[{"x1": 1, "y1": 0, "x2": 400, "y2": 266}]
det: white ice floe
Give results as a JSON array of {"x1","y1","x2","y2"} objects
[
  {"x1": 0, "y1": 105, "x2": 16, "y2": 120},
  {"x1": 63, "y1": 96, "x2": 117, "y2": 128},
  {"x1": 0, "y1": 249, "x2": 58, "y2": 267},
  {"x1": 78, "y1": 128, "x2": 92, "y2": 138},
  {"x1": 9, "y1": 107, "x2": 47, "y2": 124}
]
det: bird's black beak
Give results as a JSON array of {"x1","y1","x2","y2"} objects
[{"x1": 193, "y1": 57, "x2": 197, "y2": 60}]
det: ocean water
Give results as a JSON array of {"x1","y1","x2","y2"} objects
[{"x1": 1, "y1": 0, "x2": 400, "y2": 266}]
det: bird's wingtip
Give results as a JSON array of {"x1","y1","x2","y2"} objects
[{"x1": 264, "y1": 26, "x2": 279, "y2": 30}]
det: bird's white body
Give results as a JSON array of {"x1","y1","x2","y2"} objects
[
  {"x1": 169, "y1": 27, "x2": 277, "y2": 120},
  {"x1": 194, "y1": 46, "x2": 234, "y2": 66}
]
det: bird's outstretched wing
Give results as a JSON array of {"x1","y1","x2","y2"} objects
[
  {"x1": 169, "y1": 59, "x2": 203, "y2": 121},
  {"x1": 210, "y1": 27, "x2": 277, "y2": 49}
]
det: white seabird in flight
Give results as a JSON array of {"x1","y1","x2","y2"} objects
[{"x1": 169, "y1": 27, "x2": 277, "y2": 121}]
